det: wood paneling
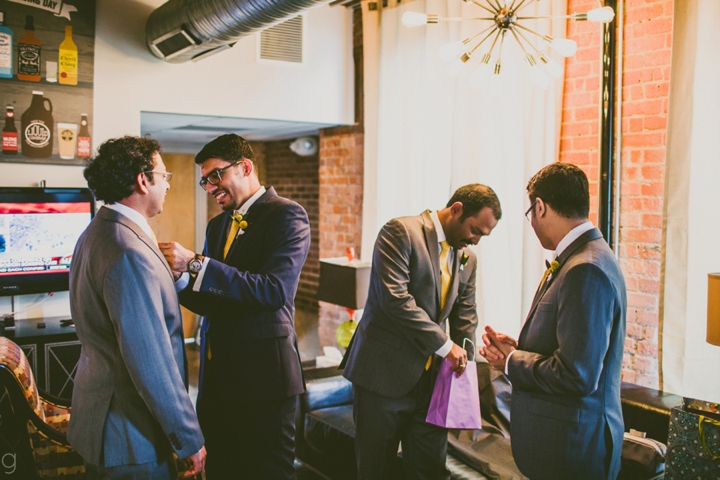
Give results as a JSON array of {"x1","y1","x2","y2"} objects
[{"x1": 148, "y1": 153, "x2": 198, "y2": 339}]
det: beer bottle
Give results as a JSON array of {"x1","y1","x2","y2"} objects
[
  {"x1": 0, "y1": 11, "x2": 13, "y2": 79},
  {"x1": 58, "y1": 25, "x2": 78, "y2": 85},
  {"x1": 18, "y1": 15, "x2": 41, "y2": 82},
  {"x1": 77, "y1": 114, "x2": 91, "y2": 158},
  {"x1": 2, "y1": 106, "x2": 18, "y2": 155},
  {"x1": 21, "y1": 91, "x2": 54, "y2": 158}
]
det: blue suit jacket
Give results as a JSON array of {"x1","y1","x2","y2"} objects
[
  {"x1": 508, "y1": 228, "x2": 626, "y2": 480},
  {"x1": 179, "y1": 187, "x2": 310, "y2": 403}
]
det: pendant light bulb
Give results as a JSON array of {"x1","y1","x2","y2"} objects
[
  {"x1": 447, "y1": 57, "x2": 467, "y2": 77},
  {"x1": 540, "y1": 53, "x2": 563, "y2": 79},
  {"x1": 439, "y1": 41, "x2": 465, "y2": 61},
  {"x1": 549, "y1": 38, "x2": 577, "y2": 57},
  {"x1": 402, "y1": 12, "x2": 428, "y2": 27},
  {"x1": 587, "y1": 6, "x2": 615, "y2": 23}
]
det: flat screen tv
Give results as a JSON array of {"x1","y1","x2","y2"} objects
[{"x1": 0, "y1": 187, "x2": 95, "y2": 297}]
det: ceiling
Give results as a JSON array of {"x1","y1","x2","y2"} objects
[{"x1": 140, "y1": 112, "x2": 339, "y2": 153}]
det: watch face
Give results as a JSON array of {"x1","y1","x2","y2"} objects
[{"x1": 189, "y1": 259, "x2": 202, "y2": 274}]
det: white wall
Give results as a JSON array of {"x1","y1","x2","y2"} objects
[
  {"x1": 93, "y1": 0, "x2": 353, "y2": 142},
  {"x1": 0, "y1": 0, "x2": 353, "y2": 320}
]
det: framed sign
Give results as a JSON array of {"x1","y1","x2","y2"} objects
[{"x1": 0, "y1": 0, "x2": 95, "y2": 166}]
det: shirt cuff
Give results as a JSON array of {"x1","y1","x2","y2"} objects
[
  {"x1": 191, "y1": 257, "x2": 211, "y2": 293},
  {"x1": 175, "y1": 273, "x2": 189, "y2": 292},
  {"x1": 504, "y1": 349, "x2": 517, "y2": 376},
  {"x1": 435, "y1": 338, "x2": 453, "y2": 358}
]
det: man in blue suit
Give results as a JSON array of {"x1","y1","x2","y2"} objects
[
  {"x1": 160, "y1": 134, "x2": 310, "y2": 479},
  {"x1": 481, "y1": 163, "x2": 627, "y2": 480}
]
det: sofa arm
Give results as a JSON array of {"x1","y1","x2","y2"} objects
[{"x1": 620, "y1": 382, "x2": 681, "y2": 444}]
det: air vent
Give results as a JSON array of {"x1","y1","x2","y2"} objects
[{"x1": 260, "y1": 16, "x2": 303, "y2": 63}]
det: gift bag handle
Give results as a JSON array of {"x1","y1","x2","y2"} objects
[
  {"x1": 699, "y1": 415, "x2": 720, "y2": 460},
  {"x1": 462, "y1": 338, "x2": 476, "y2": 362}
]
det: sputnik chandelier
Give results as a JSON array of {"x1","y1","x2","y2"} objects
[{"x1": 402, "y1": 0, "x2": 615, "y2": 89}]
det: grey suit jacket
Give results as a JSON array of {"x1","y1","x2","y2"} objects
[
  {"x1": 342, "y1": 210, "x2": 478, "y2": 398},
  {"x1": 508, "y1": 228, "x2": 626, "y2": 480},
  {"x1": 68, "y1": 207, "x2": 204, "y2": 468}
]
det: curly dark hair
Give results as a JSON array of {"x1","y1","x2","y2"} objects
[
  {"x1": 195, "y1": 134, "x2": 255, "y2": 165},
  {"x1": 446, "y1": 184, "x2": 502, "y2": 221},
  {"x1": 84, "y1": 136, "x2": 161, "y2": 204},
  {"x1": 526, "y1": 162, "x2": 589, "y2": 219}
]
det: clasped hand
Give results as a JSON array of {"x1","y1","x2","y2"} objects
[
  {"x1": 479, "y1": 326, "x2": 518, "y2": 372},
  {"x1": 158, "y1": 241, "x2": 195, "y2": 276}
]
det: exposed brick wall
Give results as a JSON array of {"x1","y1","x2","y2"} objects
[
  {"x1": 318, "y1": 128, "x2": 364, "y2": 349},
  {"x1": 262, "y1": 139, "x2": 320, "y2": 312},
  {"x1": 561, "y1": 0, "x2": 673, "y2": 388}
]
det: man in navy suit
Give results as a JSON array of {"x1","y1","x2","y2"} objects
[
  {"x1": 160, "y1": 134, "x2": 310, "y2": 479},
  {"x1": 480, "y1": 163, "x2": 627, "y2": 480}
]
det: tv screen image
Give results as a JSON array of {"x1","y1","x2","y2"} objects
[{"x1": 0, "y1": 188, "x2": 95, "y2": 296}]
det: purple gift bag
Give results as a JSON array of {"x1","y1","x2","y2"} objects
[{"x1": 425, "y1": 338, "x2": 481, "y2": 429}]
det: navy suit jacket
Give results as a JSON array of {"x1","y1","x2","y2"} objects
[
  {"x1": 508, "y1": 228, "x2": 627, "y2": 480},
  {"x1": 179, "y1": 187, "x2": 310, "y2": 403}
]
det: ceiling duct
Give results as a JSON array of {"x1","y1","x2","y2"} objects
[{"x1": 146, "y1": 0, "x2": 332, "y2": 63}]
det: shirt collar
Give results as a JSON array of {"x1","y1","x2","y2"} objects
[
  {"x1": 235, "y1": 186, "x2": 266, "y2": 216},
  {"x1": 554, "y1": 221, "x2": 594, "y2": 259},
  {"x1": 103, "y1": 203, "x2": 155, "y2": 239},
  {"x1": 430, "y1": 210, "x2": 447, "y2": 244}
]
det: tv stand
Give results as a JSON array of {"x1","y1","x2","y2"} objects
[{"x1": 1, "y1": 316, "x2": 81, "y2": 400}]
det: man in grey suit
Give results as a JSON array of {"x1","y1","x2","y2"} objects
[
  {"x1": 481, "y1": 163, "x2": 627, "y2": 480},
  {"x1": 342, "y1": 184, "x2": 502, "y2": 479},
  {"x1": 69, "y1": 136, "x2": 206, "y2": 479}
]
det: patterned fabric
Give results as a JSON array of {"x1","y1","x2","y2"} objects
[
  {"x1": 0, "y1": 337, "x2": 44, "y2": 420},
  {"x1": 0, "y1": 337, "x2": 85, "y2": 478},
  {"x1": 666, "y1": 403, "x2": 720, "y2": 479}
]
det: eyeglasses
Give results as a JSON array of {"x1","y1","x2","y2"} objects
[
  {"x1": 145, "y1": 171, "x2": 173, "y2": 181},
  {"x1": 198, "y1": 161, "x2": 241, "y2": 190},
  {"x1": 525, "y1": 199, "x2": 537, "y2": 222}
]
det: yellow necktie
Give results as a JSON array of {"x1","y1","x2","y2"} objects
[
  {"x1": 427, "y1": 241, "x2": 453, "y2": 371},
  {"x1": 223, "y1": 213, "x2": 242, "y2": 259}
]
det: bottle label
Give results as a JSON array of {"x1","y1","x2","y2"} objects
[
  {"x1": 0, "y1": 34, "x2": 11, "y2": 69},
  {"x1": 25, "y1": 121, "x2": 51, "y2": 148},
  {"x1": 59, "y1": 52, "x2": 77, "y2": 71},
  {"x1": 2, "y1": 132, "x2": 18, "y2": 151},
  {"x1": 78, "y1": 136, "x2": 91, "y2": 157},
  {"x1": 18, "y1": 44, "x2": 40, "y2": 76}
]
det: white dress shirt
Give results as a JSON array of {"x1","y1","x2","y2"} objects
[
  {"x1": 103, "y1": 203, "x2": 155, "y2": 240},
  {"x1": 504, "y1": 221, "x2": 595, "y2": 374}
]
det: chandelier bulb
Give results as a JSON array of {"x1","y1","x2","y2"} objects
[
  {"x1": 402, "y1": 12, "x2": 429, "y2": 27},
  {"x1": 439, "y1": 41, "x2": 466, "y2": 61},
  {"x1": 586, "y1": 6, "x2": 615, "y2": 23},
  {"x1": 549, "y1": 38, "x2": 577, "y2": 57},
  {"x1": 447, "y1": 57, "x2": 467, "y2": 77},
  {"x1": 540, "y1": 53, "x2": 563, "y2": 79}
]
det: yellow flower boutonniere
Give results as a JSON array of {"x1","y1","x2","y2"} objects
[
  {"x1": 546, "y1": 260, "x2": 560, "y2": 281},
  {"x1": 460, "y1": 253, "x2": 470, "y2": 272},
  {"x1": 232, "y1": 212, "x2": 250, "y2": 234}
]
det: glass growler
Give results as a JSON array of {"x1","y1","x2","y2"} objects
[
  {"x1": 2, "y1": 106, "x2": 18, "y2": 155},
  {"x1": 21, "y1": 91, "x2": 54, "y2": 158}
]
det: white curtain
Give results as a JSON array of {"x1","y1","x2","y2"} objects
[
  {"x1": 661, "y1": 0, "x2": 720, "y2": 401},
  {"x1": 362, "y1": 0, "x2": 567, "y2": 339}
]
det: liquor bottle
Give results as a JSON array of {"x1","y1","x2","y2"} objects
[
  {"x1": 0, "y1": 11, "x2": 13, "y2": 79},
  {"x1": 2, "y1": 106, "x2": 18, "y2": 155},
  {"x1": 77, "y1": 113, "x2": 91, "y2": 158},
  {"x1": 17, "y1": 15, "x2": 41, "y2": 82},
  {"x1": 58, "y1": 25, "x2": 78, "y2": 85},
  {"x1": 21, "y1": 91, "x2": 54, "y2": 158}
]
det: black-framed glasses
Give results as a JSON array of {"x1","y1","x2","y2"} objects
[
  {"x1": 145, "y1": 171, "x2": 173, "y2": 181},
  {"x1": 525, "y1": 199, "x2": 537, "y2": 222},
  {"x1": 198, "y1": 161, "x2": 241, "y2": 190}
]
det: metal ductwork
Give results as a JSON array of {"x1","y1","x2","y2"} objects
[{"x1": 146, "y1": 0, "x2": 332, "y2": 63}]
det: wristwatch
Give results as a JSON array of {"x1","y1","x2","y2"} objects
[{"x1": 187, "y1": 254, "x2": 204, "y2": 275}]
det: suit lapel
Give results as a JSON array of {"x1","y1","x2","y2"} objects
[
  {"x1": 421, "y1": 210, "x2": 443, "y2": 312},
  {"x1": 99, "y1": 208, "x2": 173, "y2": 279},
  {"x1": 520, "y1": 228, "x2": 604, "y2": 342},
  {"x1": 224, "y1": 187, "x2": 278, "y2": 262}
]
